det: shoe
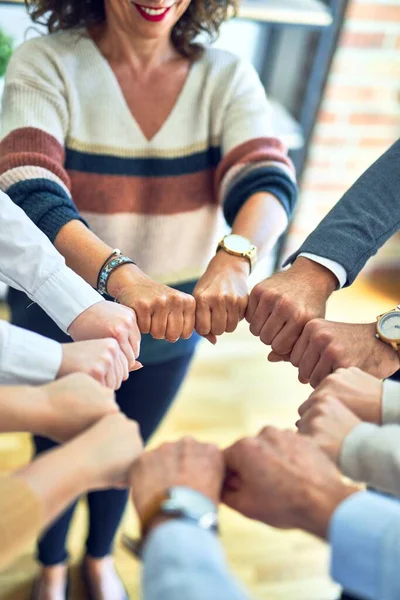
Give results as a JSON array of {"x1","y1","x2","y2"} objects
[
  {"x1": 81, "y1": 558, "x2": 129, "y2": 600},
  {"x1": 31, "y1": 568, "x2": 71, "y2": 600}
]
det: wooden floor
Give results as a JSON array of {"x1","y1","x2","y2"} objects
[{"x1": 0, "y1": 274, "x2": 398, "y2": 600}]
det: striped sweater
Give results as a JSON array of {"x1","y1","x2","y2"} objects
[{"x1": 0, "y1": 30, "x2": 297, "y2": 364}]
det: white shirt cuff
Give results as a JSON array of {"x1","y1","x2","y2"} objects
[
  {"x1": 298, "y1": 253, "x2": 347, "y2": 289},
  {"x1": 33, "y1": 266, "x2": 103, "y2": 333},
  {"x1": 0, "y1": 322, "x2": 62, "y2": 385}
]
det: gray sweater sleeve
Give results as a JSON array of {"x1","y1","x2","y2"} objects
[
  {"x1": 285, "y1": 139, "x2": 400, "y2": 285},
  {"x1": 382, "y1": 380, "x2": 400, "y2": 425},
  {"x1": 340, "y1": 423, "x2": 400, "y2": 497}
]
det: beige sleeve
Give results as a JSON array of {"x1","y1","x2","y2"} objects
[
  {"x1": 382, "y1": 379, "x2": 400, "y2": 425},
  {"x1": 0, "y1": 477, "x2": 43, "y2": 571},
  {"x1": 340, "y1": 422, "x2": 400, "y2": 497}
]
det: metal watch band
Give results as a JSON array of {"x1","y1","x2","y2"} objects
[{"x1": 122, "y1": 513, "x2": 219, "y2": 560}]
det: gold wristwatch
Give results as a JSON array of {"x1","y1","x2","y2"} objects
[
  {"x1": 376, "y1": 307, "x2": 400, "y2": 350},
  {"x1": 217, "y1": 234, "x2": 257, "y2": 274}
]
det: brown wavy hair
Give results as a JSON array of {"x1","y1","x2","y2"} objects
[{"x1": 24, "y1": 0, "x2": 237, "y2": 58}]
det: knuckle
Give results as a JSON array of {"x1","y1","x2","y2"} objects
[
  {"x1": 184, "y1": 295, "x2": 196, "y2": 310},
  {"x1": 108, "y1": 338, "x2": 120, "y2": 353},
  {"x1": 275, "y1": 295, "x2": 292, "y2": 313},
  {"x1": 252, "y1": 283, "x2": 265, "y2": 300},
  {"x1": 306, "y1": 318, "x2": 323, "y2": 334},
  {"x1": 137, "y1": 299, "x2": 151, "y2": 312},
  {"x1": 324, "y1": 344, "x2": 341, "y2": 361},
  {"x1": 155, "y1": 295, "x2": 168, "y2": 309}
]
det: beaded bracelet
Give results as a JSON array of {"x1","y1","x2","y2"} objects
[{"x1": 97, "y1": 252, "x2": 135, "y2": 296}]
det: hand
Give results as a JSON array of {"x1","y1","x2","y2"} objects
[
  {"x1": 130, "y1": 437, "x2": 224, "y2": 525},
  {"x1": 72, "y1": 413, "x2": 143, "y2": 489},
  {"x1": 288, "y1": 320, "x2": 400, "y2": 388},
  {"x1": 193, "y1": 252, "x2": 249, "y2": 344},
  {"x1": 107, "y1": 265, "x2": 196, "y2": 343},
  {"x1": 297, "y1": 393, "x2": 361, "y2": 463},
  {"x1": 67, "y1": 301, "x2": 141, "y2": 370},
  {"x1": 223, "y1": 427, "x2": 358, "y2": 539},
  {"x1": 58, "y1": 339, "x2": 138, "y2": 390},
  {"x1": 39, "y1": 374, "x2": 119, "y2": 443},
  {"x1": 246, "y1": 258, "x2": 337, "y2": 357},
  {"x1": 301, "y1": 367, "x2": 383, "y2": 424}
]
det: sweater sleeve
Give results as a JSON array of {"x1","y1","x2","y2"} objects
[
  {"x1": 382, "y1": 379, "x2": 400, "y2": 425},
  {"x1": 0, "y1": 476, "x2": 43, "y2": 571},
  {"x1": 284, "y1": 138, "x2": 400, "y2": 286},
  {"x1": 0, "y1": 39, "x2": 87, "y2": 242},
  {"x1": 340, "y1": 422, "x2": 400, "y2": 497},
  {"x1": 216, "y1": 59, "x2": 297, "y2": 226}
]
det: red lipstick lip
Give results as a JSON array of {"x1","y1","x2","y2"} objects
[{"x1": 134, "y1": 3, "x2": 172, "y2": 21}]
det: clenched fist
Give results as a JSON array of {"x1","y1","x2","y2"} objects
[
  {"x1": 289, "y1": 321, "x2": 400, "y2": 388},
  {"x1": 107, "y1": 264, "x2": 196, "y2": 342},
  {"x1": 246, "y1": 258, "x2": 337, "y2": 357}
]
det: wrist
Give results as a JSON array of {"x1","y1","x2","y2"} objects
[
  {"x1": 107, "y1": 262, "x2": 144, "y2": 299},
  {"x1": 212, "y1": 250, "x2": 250, "y2": 276},
  {"x1": 27, "y1": 386, "x2": 56, "y2": 438},
  {"x1": 301, "y1": 482, "x2": 359, "y2": 540},
  {"x1": 292, "y1": 257, "x2": 338, "y2": 298}
]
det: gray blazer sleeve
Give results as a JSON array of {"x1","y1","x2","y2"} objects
[
  {"x1": 141, "y1": 521, "x2": 251, "y2": 600},
  {"x1": 340, "y1": 423, "x2": 400, "y2": 497},
  {"x1": 285, "y1": 139, "x2": 400, "y2": 285}
]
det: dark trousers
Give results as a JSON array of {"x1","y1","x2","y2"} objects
[{"x1": 9, "y1": 289, "x2": 194, "y2": 566}]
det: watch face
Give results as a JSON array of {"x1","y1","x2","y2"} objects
[
  {"x1": 379, "y1": 312, "x2": 400, "y2": 340},
  {"x1": 163, "y1": 486, "x2": 216, "y2": 519},
  {"x1": 224, "y1": 234, "x2": 252, "y2": 254}
]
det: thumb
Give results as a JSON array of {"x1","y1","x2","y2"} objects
[
  {"x1": 130, "y1": 362, "x2": 144, "y2": 372},
  {"x1": 203, "y1": 333, "x2": 217, "y2": 345},
  {"x1": 268, "y1": 351, "x2": 291, "y2": 363}
]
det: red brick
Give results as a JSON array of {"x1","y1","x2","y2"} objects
[
  {"x1": 313, "y1": 136, "x2": 349, "y2": 147},
  {"x1": 306, "y1": 160, "x2": 332, "y2": 170},
  {"x1": 302, "y1": 183, "x2": 350, "y2": 193},
  {"x1": 347, "y1": 3, "x2": 400, "y2": 22},
  {"x1": 359, "y1": 138, "x2": 396, "y2": 148},
  {"x1": 326, "y1": 85, "x2": 391, "y2": 103},
  {"x1": 341, "y1": 31, "x2": 385, "y2": 48},
  {"x1": 332, "y1": 58, "x2": 400, "y2": 79},
  {"x1": 349, "y1": 113, "x2": 400, "y2": 126},
  {"x1": 318, "y1": 111, "x2": 337, "y2": 124}
]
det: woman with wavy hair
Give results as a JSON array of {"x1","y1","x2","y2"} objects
[{"x1": 0, "y1": 0, "x2": 297, "y2": 597}]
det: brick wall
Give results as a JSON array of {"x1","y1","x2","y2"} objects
[{"x1": 284, "y1": 0, "x2": 400, "y2": 273}]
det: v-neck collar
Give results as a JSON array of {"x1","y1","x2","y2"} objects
[{"x1": 84, "y1": 32, "x2": 198, "y2": 145}]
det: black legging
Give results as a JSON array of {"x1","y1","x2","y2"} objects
[{"x1": 8, "y1": 288, "x2": 194, "y2": 565}]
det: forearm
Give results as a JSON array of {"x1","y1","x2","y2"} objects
[
  {"x1": 54, "y1": 220, "x2": 116, "y2": 289},
  {"x1": 232, "y1": 192, "x2": 288, "y2": 261},
  {"x1": 14, "y1": 439, "x2": 91, "y2": 527},
  {"x1": 0, "y1": 385, "x2": 50, "y2": 435}
]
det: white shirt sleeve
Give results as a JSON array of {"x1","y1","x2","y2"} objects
[
  {"x1": 298, "y1": 253, "x2": 347, "y2": 289},
  {"x1": 0, "y1": 320, "x2": 62, "y2": 385},
  {"x1": 0, "y1": 190, "x2": 103, "y2": 333}
]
